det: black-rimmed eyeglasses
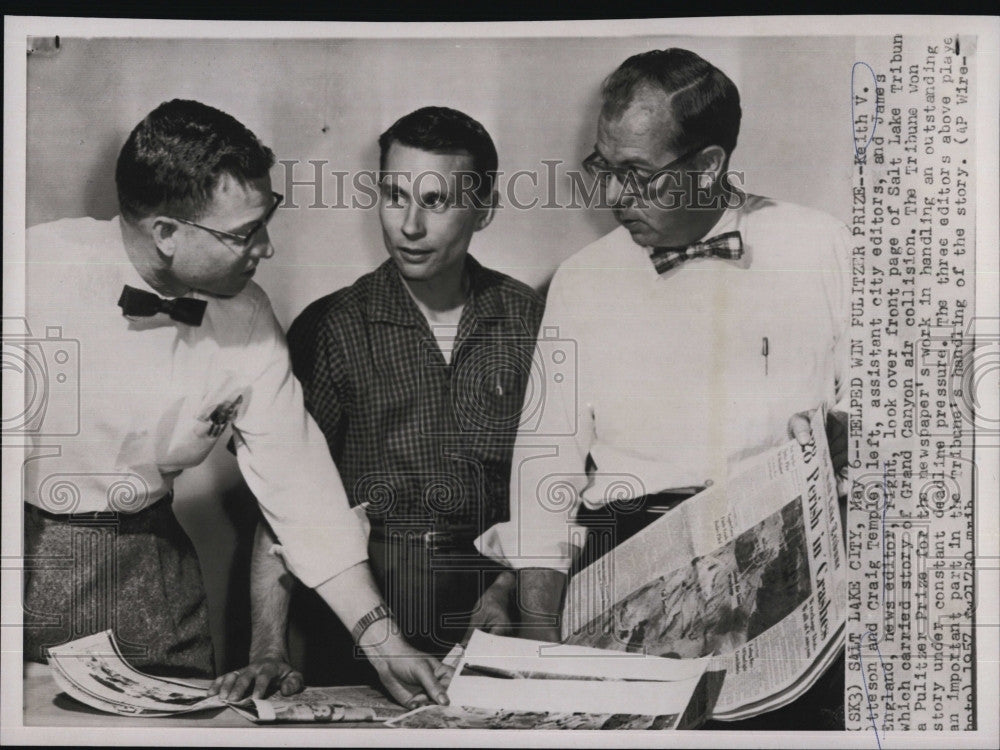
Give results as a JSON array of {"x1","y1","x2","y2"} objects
[
  {"x1": 172, "y1": 192, "x2": 283, "y2": 255},
  {"x1": 582, "y1": 146, "x2": 705, "y2": 195}
]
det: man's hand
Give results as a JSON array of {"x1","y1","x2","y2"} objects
[
  {"x1": 311, "y1": 561, "x2": 447, "y2": 708},
  {"x1": 207, "y1": 654, "x2": 303, "y2": 702},
  {"x1": 357, "y1": 617, "x2": 449, "y2": 709},
  {"x1": 433, "y1": 660, "x2": 457, "y2": 691},
  {"x1": 788, "y1": 408, "x2": 848, "y2": 476},
  {"x1": 462, "y1": 570, "x2": 516, "y2": 645}
]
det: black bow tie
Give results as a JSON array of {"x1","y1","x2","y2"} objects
[
  {"x1": 650, "y1": 230, "x2": 744, "y2": 274},
  {"x1": 117, "y1": 285, "x2": 207, "y2": 327}
]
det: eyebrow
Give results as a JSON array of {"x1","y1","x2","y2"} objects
[
  {"x1": 227, "y1": 197, "x2": 278, "y2": 234},
  {"x1": 379, "y1": 179, "x2": 451, "y2": 203},
  {"x1": 590, "y1": 145, "x2": 655, "y2": 171},
  {"x1": 379, "y1": 180, "x2": 405, "y2": 198},
  {"x1": 227, "y1": 219, "x2": 261, "y2": 235},
  {"x1": 419, "y1": 187, "x2": 448, "y2": 203}
]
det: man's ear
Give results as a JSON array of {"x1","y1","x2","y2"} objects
[
  {"x1": 696, "y1": 145, "x2": 728, "y2": 184},
  {"x1": 150, "y1": 217, "x2": 181, "y2": 259},
  {"x1": 473, "y1": 191, "x2": 498, "y2": 232}
]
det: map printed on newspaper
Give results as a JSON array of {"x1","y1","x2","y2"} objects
[
  {"x1": 563, "y1": 407, "x2": 846, "y2": 721},
  {"x1": 387, "y1": 630, "x2": 720, "y2": 729},
  {"x1": 45, "y1": 631, "x2": 405, "y2": 723}
]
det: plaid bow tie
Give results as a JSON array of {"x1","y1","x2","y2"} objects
[
  {"x1": 117, "y1": 285, "x2": 207, "y2": 326},
  {"x1": 649, "y1": 230, "x2": 744, "y2": 275}
]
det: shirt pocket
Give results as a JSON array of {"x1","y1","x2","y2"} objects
[
  {"x1": 158, "y1": 383, "x2": 246, "y2": 473},
  {"x1": 453, "y1": 339, "x2": 531, "y2": 436}
]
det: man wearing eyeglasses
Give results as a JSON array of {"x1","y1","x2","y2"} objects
[
  {"x1": 22, "y1": 99, "x2": 448, "y2": 708},
  {"x1": 477, "y1": 49, "x2": 851, "y2": 658}
]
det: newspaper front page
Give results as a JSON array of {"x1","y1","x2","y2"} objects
[{"x1": 564, "y1": 409, "x2": 845, "y2": 719}]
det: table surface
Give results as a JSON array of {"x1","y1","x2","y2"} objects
[
  {"x1": 21, "y1": 661, "x2": 378, "y2": 728},
  {"x1": 22, "y1": 660, "x2": 843, "y2": 732}
]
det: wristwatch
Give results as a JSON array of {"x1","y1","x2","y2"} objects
[{"x1": 351, "y1": 604, "x2": 392, "y2": 643}]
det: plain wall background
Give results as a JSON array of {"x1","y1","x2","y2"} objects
[{"x1": 25, "y1": 35, "x2": 855, "y2": 670}]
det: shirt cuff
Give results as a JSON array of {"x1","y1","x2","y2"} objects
[
  {"x1": 275, "y1": 520, "x2": 369, "y2": 589},
  {"x1": 475, "y1": 522, "x2": 576, "y2": 575}
]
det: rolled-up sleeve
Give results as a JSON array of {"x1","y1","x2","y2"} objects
[{"x1": 232, "y1": 294, "x2": 367, "y2": 589}]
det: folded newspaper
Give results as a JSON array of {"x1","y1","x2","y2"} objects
[
  {"x1": 562, "y1": 407, "x2": 846, "y2": 721},
  {"x1": 387, "y1": 630, "x2": 721, "y2": 729},
  {"x1": 45, "y1": 630, "x2": 406, "y2": 723}
]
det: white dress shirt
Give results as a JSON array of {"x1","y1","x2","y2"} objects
[
  {"x1": 477, "y1": 194, "x2": 851, "y2": 572},
  {"x1": 22, "y1": 216, "x2": 367, "y2": 588}
]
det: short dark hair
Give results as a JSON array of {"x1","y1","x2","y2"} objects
[
  {"x1": 115, "y1": 99, "x2": 275, "y2": 221},
  {"x1": 601, "y1": 49, "x2": 742, "y2": 157},
  {"x1": 378, "y1": 106, "x2": 498, "y2": 201}
]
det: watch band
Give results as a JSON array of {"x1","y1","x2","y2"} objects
[{"x1": 351, "y1": 604, "x2": 392, "y2": 643}]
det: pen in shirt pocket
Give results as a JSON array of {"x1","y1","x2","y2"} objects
[{"x1": 761, "y1": 336, "x2": 769, "y2": 376}]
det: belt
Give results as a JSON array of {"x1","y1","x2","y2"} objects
[
  {"x1": 24, "y1": 491, "x2": 174, "y2": 521},
  {"x1": 368, "y1": 523, "x2": 480, "y2": 552},
  {"x1": 574, "y1": 489, "x2": 698, "y2": 524}
]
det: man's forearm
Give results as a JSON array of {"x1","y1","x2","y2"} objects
[
  {"x1": 250, "y1": 519, "x2": 295, "y2": 660},
  {"x1": 516, "y1": 568, "x2": 568, "y2": 641}
]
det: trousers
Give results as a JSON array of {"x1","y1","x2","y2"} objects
[{"x1": 23, "y1": 498, "x2": 215, "y2": 678}]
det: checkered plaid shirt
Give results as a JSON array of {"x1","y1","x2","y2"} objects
[{"x1": 287, "y1": 257, "x2": 545, "y2": 531}]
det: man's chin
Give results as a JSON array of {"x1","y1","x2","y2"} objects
[
  {"x1": 621, "y1": 221, "x2": 657, "y2": 247},
  {"x1": 200, "y1": 279, "x2": 250, "y2": 299},
  {"x1": 392, "y1": 259, "x2": 433, "y2": 282}
]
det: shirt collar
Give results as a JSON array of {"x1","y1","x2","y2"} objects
[{"x1": 366, "y1": 255, "x2": 506, "y2": 327}]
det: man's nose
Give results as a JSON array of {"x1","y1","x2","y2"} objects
[
  {"x1": 606, "y1": 174, "x2": 638, "y2": 210},
  {"x1": 247, "y1": 227, "x2": 275, "y2": 260},
  {"x1": 401, "y1": 203, "x2": 426, "y2": 240}
]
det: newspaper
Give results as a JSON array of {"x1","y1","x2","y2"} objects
[
  {"x1": 387, "y1": 630, "x2": 718, "y2": 729},
  {"x1": 563, "y1": 409, "x2": 846, "y2": 721},
  {"x1": 46, "y1": 630, "x2": 405, "y2": 723}
]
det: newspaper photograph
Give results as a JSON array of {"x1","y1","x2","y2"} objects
[
  {"x1": 2, "y1": 12, "x2": 997, "y2": 750},
  {"x1": 47, "y1": 630, "x2": 404, "y2": 723},
  {"x1": 385, "y1": 629, "x2": 717, "y2": 729},
  {"x1": 48, "y1": 631, "x2": 224, "y2": 717},
  {"x1": 386, "y1": 705, "x2": 682, "y2": 730}
]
